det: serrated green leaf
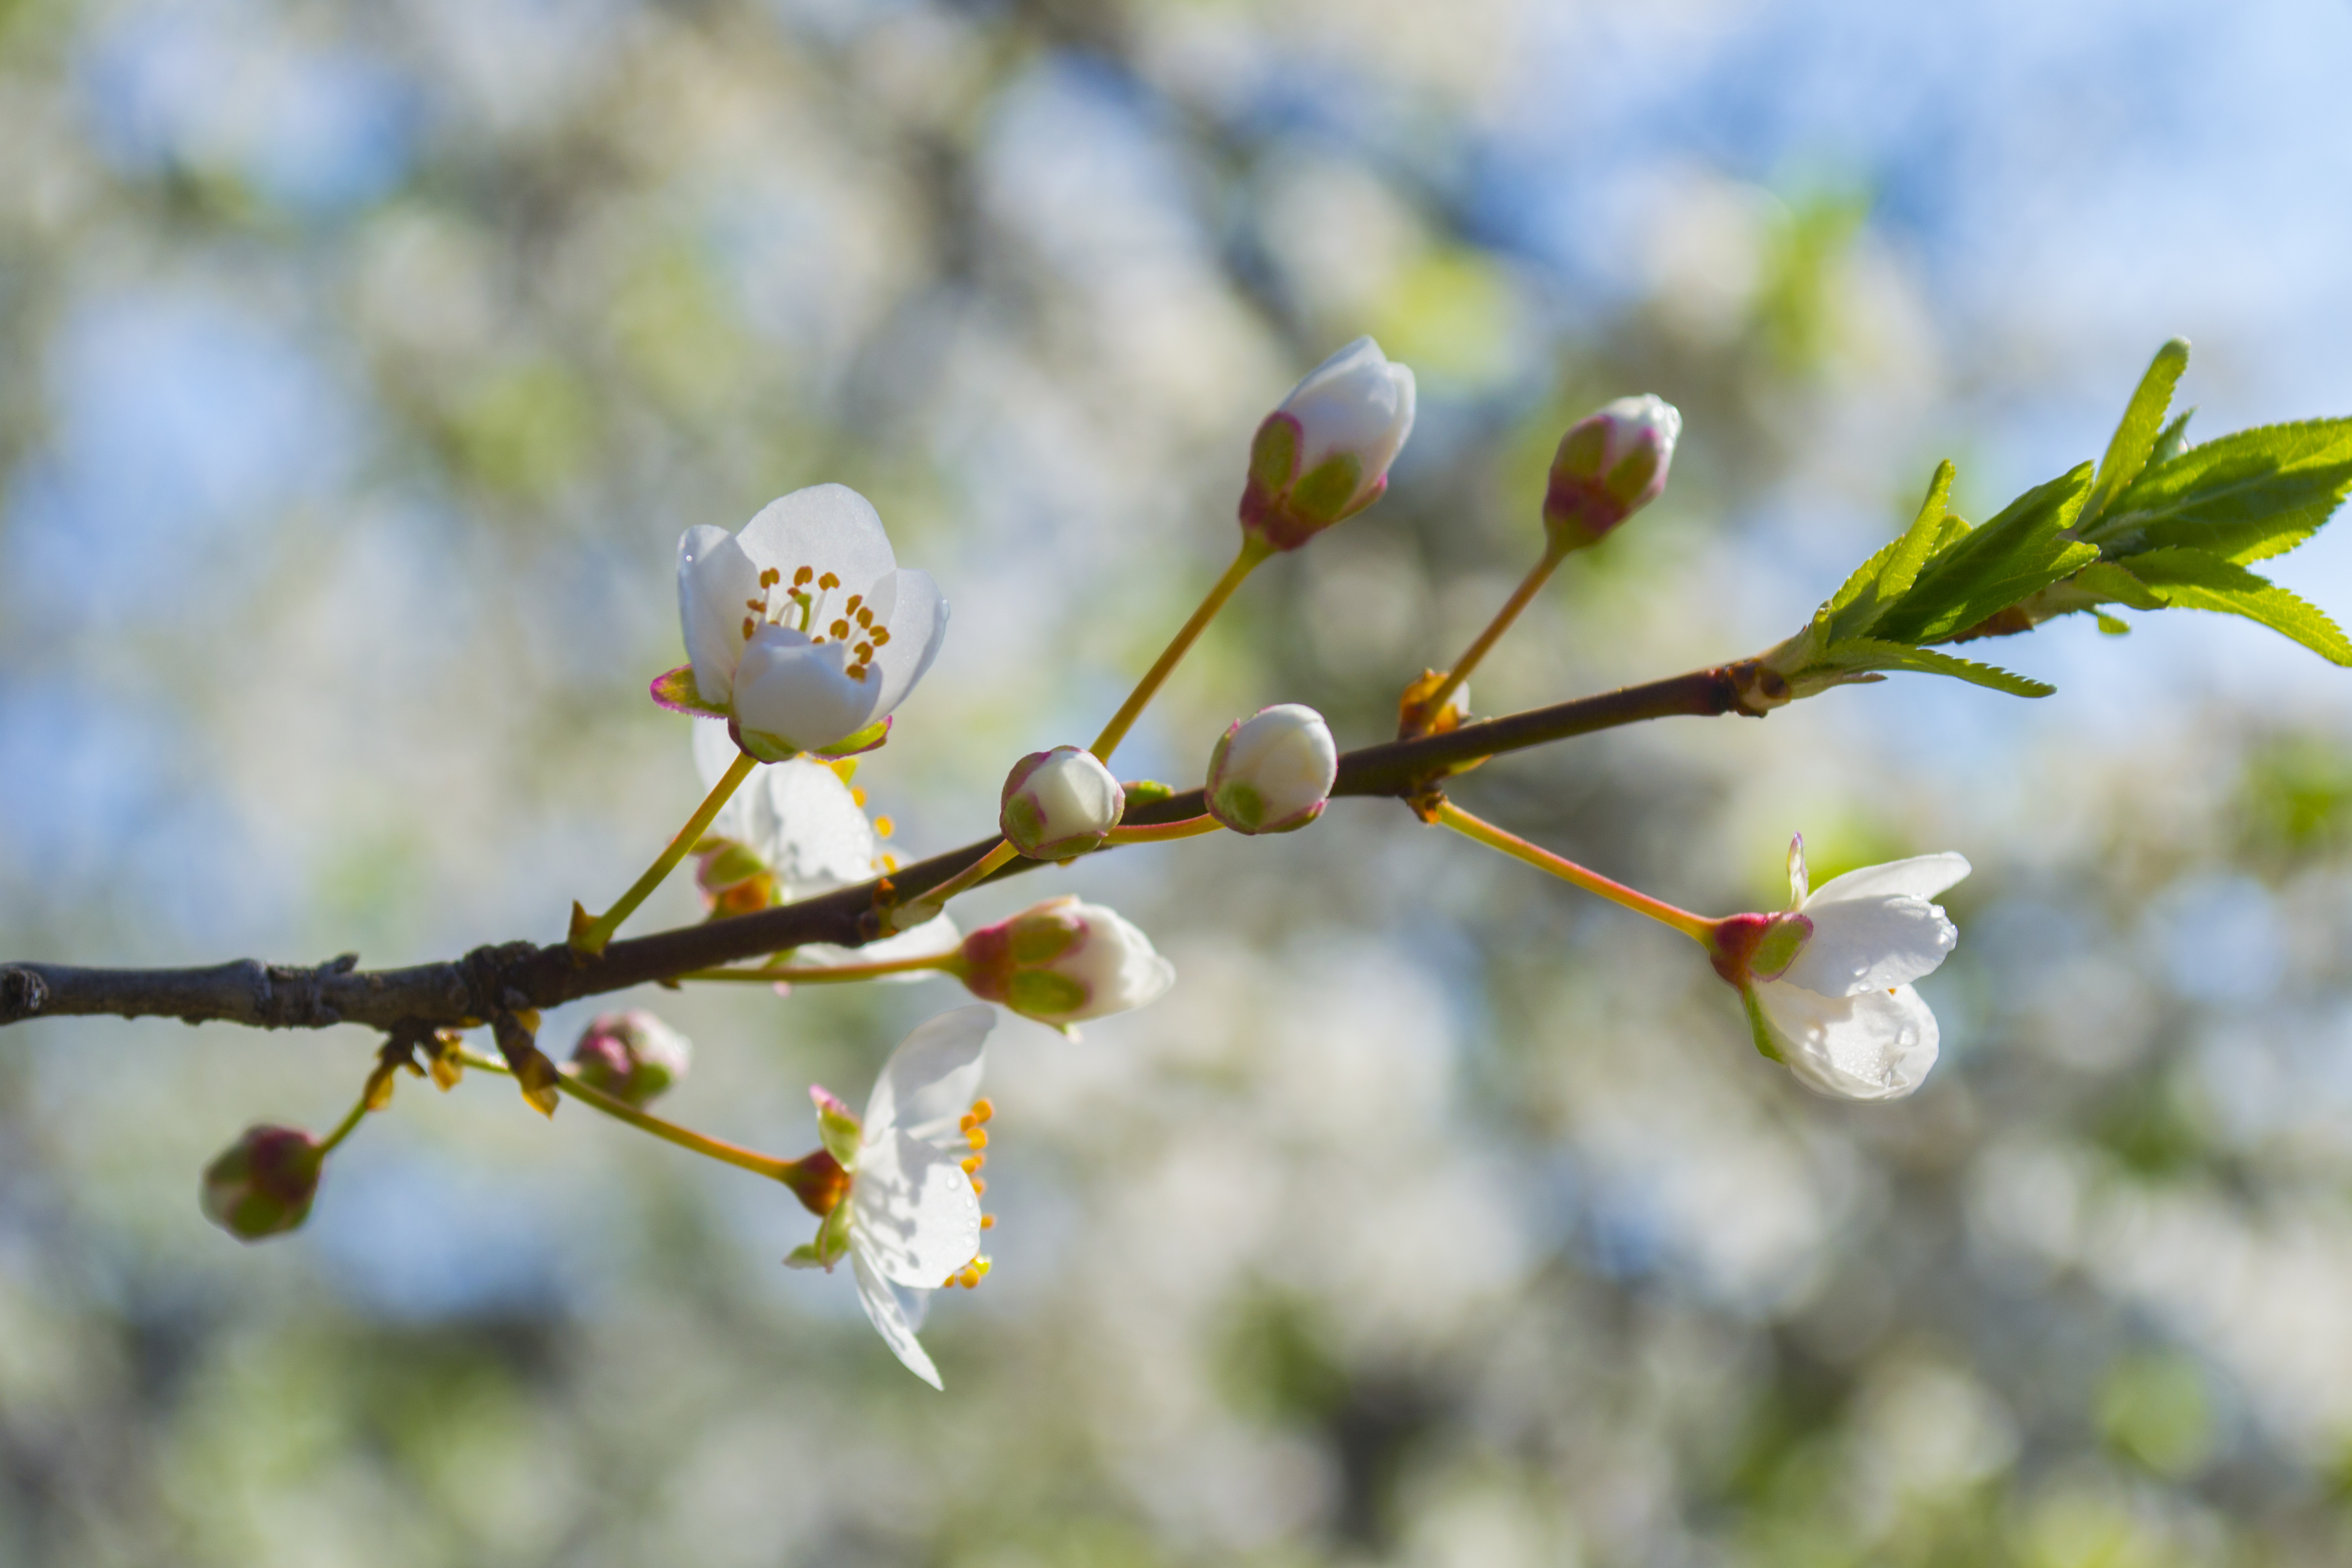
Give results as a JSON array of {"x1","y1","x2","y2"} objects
[
  {"x1": 1874, "y1": 463, "x2": 2097, "y2": 644},
  {"x1": 1877, "y1": 459, "x2": 1956, "y2": 603},
  {"x1": 1814, "y1": 637, "x2": 2055, "y2": 698},
  {"x1": 2094, "y1": 612, "x2": 2132, "y2": 635},
  {"x1": 2082, "y1": 338, "x2": 2190, "y2": 528},
  {"x1": 2149, "y1": 408, "x2": 2195, "y2": 467},
  {"x1": 2124, "y1": 547, "x2": 2352, "y2": 666},
  {"x1": 2071, "y1": 560, "x2": 2167, "y2": 611},
  {"x1": 2080, "y1": 418, "x2": 2352, "y2": 564}
]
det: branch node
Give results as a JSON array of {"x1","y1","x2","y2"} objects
[{"x1": 2, "y1": 968, "x2": 50, "y2": 1022}]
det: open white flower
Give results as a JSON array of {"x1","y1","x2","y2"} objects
[
  {"x1": 690, "y1": 723, "x2": 960, "y2": 971},
  {"x1": 786, "y1": 1004, "x2": 997, "y2": 1389},
  {"x1": 1711, "y1": 837, "x2": 1970, "y2": 1101},
  {"x1": 663, "y1": 483, "x2": 948, "y2": 760}
]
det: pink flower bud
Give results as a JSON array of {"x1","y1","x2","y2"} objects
[
  {"x1": 1000, "y1": 746, "x2": 1125, "y2": 860},
  {"x1": 958, "y1": 896, "x2": 1174, "y2": 1027},
  {"x1": 1239, "y1": 337, "x2": 1417, "y2": 551},
  {"x1": 1206, "y1": 703, "x2": 1337, "y2": 834},
  {"x1": 200, "y1": 1125, "x2": 323, "y2": 1241},
  {"x1": 1542, "y1": 395, "x2": 1681, "y2": 551},
  {"x1": 569, "y1": 1011, "x2": 692, "y2": 1107}
]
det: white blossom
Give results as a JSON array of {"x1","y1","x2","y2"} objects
[
  {"x1": 668, "y1": 483, "x2": 948, "y2": 760},
  {"x1": 1205, "y1": 703, "x2": 1337, "y2": 834},
  {"x1": 1718, "y1": 837, "x2": 1970, "y2": 1101},
  {"x1": 690, "y1": 722, "x2": 959, "y2": 971},
  {"x1": 787, "y1": 1005, "x2": 996, "y2": 1389},
  {"x1": 1000, "y1": 745, "x2": 1125, "y2": 859},
  {"x1": 1240, "y1": 337, "x2": 1417, "y2": 550}
]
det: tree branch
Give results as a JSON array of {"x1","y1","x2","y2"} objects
[{"x1": 0, "y1": 662, "x2": 1763, "y2": 1035}]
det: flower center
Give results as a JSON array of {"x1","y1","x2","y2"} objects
[
  {"x1": 737, "y1": 565, "x2": 894, "y2": 683},
  {"x1": 946, "y1": 1096, "x2": 996, "y2": 1290}
]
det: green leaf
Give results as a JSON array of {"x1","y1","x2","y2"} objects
[
  {"x1": 1815, "y1": 460, "x2": 1958, "y2": 645},
  {"x1": 2123, "y1": 547, "x2": 2352, "y2": 666},
  {"x1": 2079, "y1": 418, "x2": 2352, "y2": 564},
  {"x1": 1876, "y1": 459, "x2": 1956, "y2": 603},
  {"x1": 2149, "y1": 408, "x2": 2195, "y2": 467},
  {"x1": 2082, "y1": 338, "x2": 2191, "y2": 528},
  {"x1": 1814, "y1": 637, "x2": 2056, "y2": 698},
  {"x1": 1873, "y1": 463, "x2": 2098, "y2": 644},
  {"x1": 2095, "y1": 612, "x2": 2132, "y2": 636}
]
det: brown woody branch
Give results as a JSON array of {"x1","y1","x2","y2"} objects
[{"x1": 0, "y1": 663, "x2": 1761, "y2": 1037}]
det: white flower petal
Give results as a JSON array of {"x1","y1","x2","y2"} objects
[
  {"x1": 860, "y1": 568, "x2": 949, "y2": 716},
  {"x1": 677, "y1": 525, "x2": 759, "y2": 706},
  {"x1": 863, "y1": 1003, "x2": 993, "y2": 1143},
  {"x1": 850, "y1": 1128, "x2": 982, "y2": 1287},
  {"x1": 743, "y1": 760, "x2": 878, "y2": 893},
  {"x1": 1054, "y1": 904, "x2": 1175, "y2": 1022},
  {"x1": 733, "y1": 628, "x2": 878, "y2": 756},
  {"x1": 851, "y1": 1251, "x2": 943, "y2": 1389},
  {"x1": 1283, "y1": 337, "x2": 1414, "y2": 476},
  {"x1": 1805, "y1": 852, "x2": 1971, "y2": 909},
  {"x1": 734, "y1": 483, "x2": 898, "y2": 592},
  {"x1": 795, "y1": 912, "x2": 962, "y2": 980},
  {"x1": 1779, "y1": 894, "x2": 1957, "y2": 997},
  {"x1": 1786, "y1": 834, "x2": 1809, "y2": 907},
  {"x1": 1755, "y1": 980, "x2": 1940, "y2": 1101}
]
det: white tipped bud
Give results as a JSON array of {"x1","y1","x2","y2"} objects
[
  {"x1": 959, "y1": 896, "x2": 1175, "y2": 1027},
  {"x1": 1205, "y1": 703, "x2": 1337, "y2": 834},
  {"x1": 1240, "y1": 337, "x2": 1417, "y2": 551},
  {"x1": 1544, "y1": 394, "x2": 1682, "y2": 550},
  {"x1": 1000, "y1": 746, "x2": 1125, "y2": 859}
]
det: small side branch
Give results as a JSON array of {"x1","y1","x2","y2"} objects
[{"x1": 0, "y1": 662, "x2": 1766, "y2": 1036}]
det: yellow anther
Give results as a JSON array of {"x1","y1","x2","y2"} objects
[
  {"x1": 817, "y1": 572, "x2": 840, "y2": 591},
  {"x1": 972, "y1": 1256, "x2": 991, "y2": 1278},
  {"x1": 969, "y1": 1098, "x2": 994, "y2": 1124},
  {"x1": 966, "y1": 1127, "x2": 988, "y2": 1150},
  {"x1": 957, "y1": 1267, "x2": 981, "y2": 1289},
  {"x1": 844, "y1": 594, "x2": 863, "y2": 615},
  {"x1": 830, "y1": 619, "x2": 851, "y2": 639},
  {"x1": 760, "y1": 567, "x2": 781, "y2": 588},
  {"x1": 959, "y1": 1112, "x2": 977, "y2": 1132},
  {"x1": 793, "y1": 565, "x2": 814, "y2": 586},
  {"x1": 961, "y1": 1154, "x2": 984, "y2": 1174},
  {"x1": 873, "y1": 815, "x2": 894, "y2": 838},
  {"x1": 851, "y1": 787, "x2": 868, "y2": 807},
  {"x1": 970, "y1": 1175, "x2": 986, "y2": 1195},
  {"x1": 827, "y1": 758, "x2": 859, "y2": 785},
  {"x1": 870, "y1": 627, "x2": 892, "y2": 646},
  {"x1": 854, "y1": 642, "x2": 874, "y2": 663},
  {"x1": 745, "y1": 597, "x2": 765, "y2": 612},
  {"x1": 980, "y1": 1214, "x2": 996, "y2": 1231},
  {"x1": 847, "y1": 666, "x2": 868, "y2": 681},
  {"x1": 856, "y1": 606, "x2": 873, "y2": 627},
  {"x1": 741, "y1": 615, "x2": 756, "y2": 640},
  {"x1": 882, "y1": 852, "x2": 899, "y2": 872}
]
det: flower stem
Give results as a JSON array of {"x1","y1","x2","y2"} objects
[
  {"x1": 1091, "y1": 536, "x2": 1274, "y2": 762},
  {"x1": 1436, "y1": 801, "x2": 1714, "y2": 941},
  {"x1": 315, "y1": 1091, "x2": 372, "y2": 1157},
  {"x1": 453, "y1": 1048, "x2": 800, "y2": 1184},
  {"x1": 1104, "y1": 815, "x2": 1225, "y2": 845},
  {"x1": 676, "y1": 952, "x2": 957, "y2": 985},
  {"x1": 573, "y1": 749, "x2": 758, "y2": 954},
  {"x1": 914, "y1": 839, "x2": 1020, "y2": 910},
  {"x1": 1411, "y1": 544, "x2": 1567, "y2": 731}
]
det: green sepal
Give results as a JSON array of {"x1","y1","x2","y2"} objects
[
  {"x1": 1811, "y1": 638, "x2": 2055, "y2": 699},
  {"x1": 2122, "y1": 547, "x2": 2352, "y2": 666},
  {"x1": 2082, "y1": 338, "x2": 2191, "y2": 529},
  {"x1": 817, "y1": 1104, "x2": 863, "y2": 1169},
  {"x1": 1871, "y1": 463, "x2": 2098, "y2": 644},
  {"x1": 1739, "y1": 986, "x2": 1786, "y2": 1065},
  {"x1": 1007, "y1": 969, "x2": 1088, "y2": 1019},
  {"x1": 649, "y1": 665, "x2": 730, "y2": 718},
  {"x1": 2079, "y1": 417, "x2": 2352, "y2": 564},
  {"x1": 1250, "y1": 414, "x2": 1300, "y2": 491},
  {"x1": 813, "y1": 718, "x2": 891, "y2": 760},
  {"x1": 1124, "y1": 780, "x2": 1174, "y2": 806},
  {"x1": 1290, "y1": 452, "x2": 1364, "y2": 525},
  {"x1": 1212, "y1": 781, "x2": 1266, "y2": 832},
  {"x1": 785, "y1": 1200, "x2": 854, "y2": 1270}
]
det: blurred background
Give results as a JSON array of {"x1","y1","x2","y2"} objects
[{"x1": 6, "y1": 0, "x2": 2352, "y2": 1562}]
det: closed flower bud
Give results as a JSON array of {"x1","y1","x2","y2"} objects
[
  {"x1": 1000, "y1": 746, "x2": 1125, "y2": 860},
  {"x1": 200, "y1": 1125, "x2": 323, "y2": 1241},
  {"x1": 1542, "y1": 394, "x2": 1682, "y2": 551},
  {"x1": 958, "y1": 895, "x2": 1175, "y2": 1028},
  {"x1": 569, "y1": 1011, "x2": 693, "y2": 1107},
  {"x1": 1206, "y1": 703, "x2": 1337, "y2": 834},
  {"x1": 1240, "y1": 337, "x2": 1417, "y2": 551}
]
